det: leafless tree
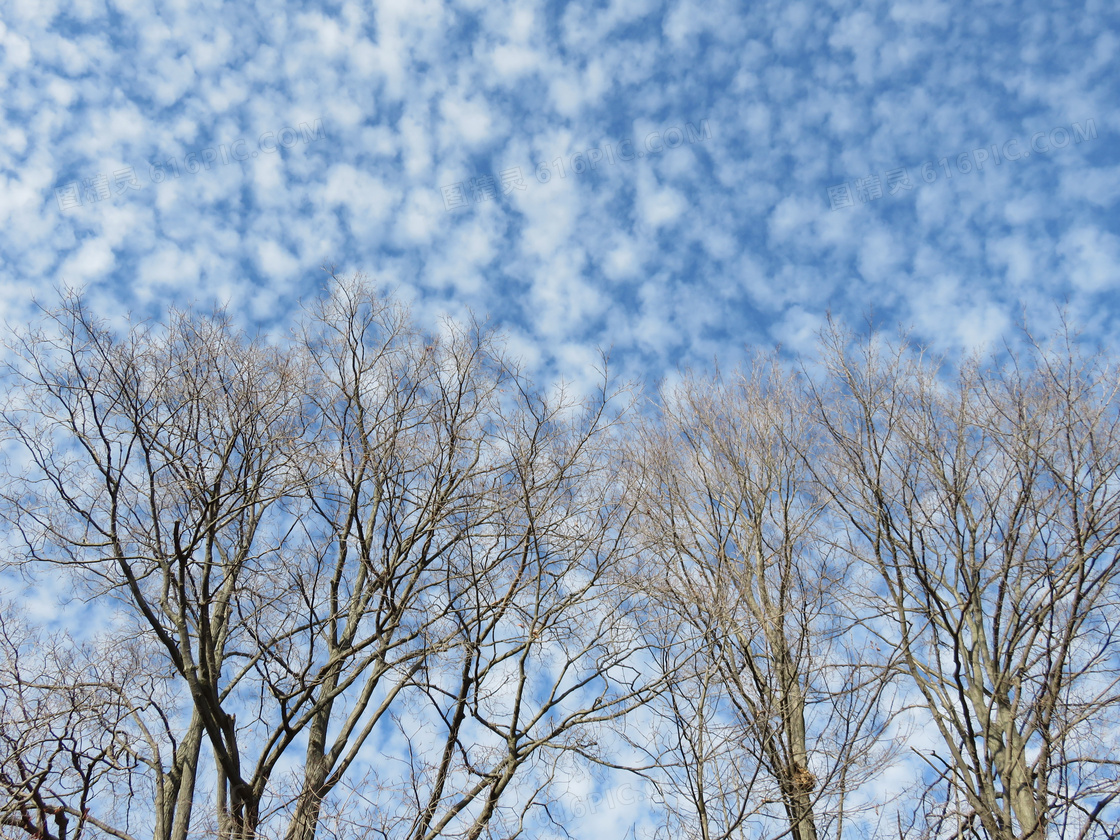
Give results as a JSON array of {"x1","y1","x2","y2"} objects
[
  {"x1": 378, "y1": 369, "x2": 662, "y2": 840},
  {"x1": 0, "y1": 290, "x2": 316, "y2": 839},
  {"x1": 269, "y1": 277, "x2": 531, "y2": 840},
  {"x1": 0, "y1": 604, "x2": 125, "y2": 840},
  {"x1": 0, "y1": 597, "x2": 206, "y2": 840},
  {"x1": 0, "y1": 275, "x2": 663, "y2": 840},
  {"x1": 17, "y1": 279, "x2": 1116, "y2": 840},
  {"x1": 623, "y1": 357, "x2": 896, "y2": 840},
  {"x1": 809, "y1": 322, "x2": 1120, "y2": 840}
]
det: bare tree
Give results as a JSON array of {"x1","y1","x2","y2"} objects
[
  {"x1": 809, "y1": 322, "x2": 1120, "y2": 840},
  {"x1": 0, "y1": 276, "x2": 663, "y2": 840},
  {"x1": 624, "y1": 357, "x2": 895, "y2": 840},
  {"x1": 0, "y1": 598, "x2": 205, "y2": 840},
  {"x1": 0, "y1": 292, "x2": 317, "y2": 839},
  {"x1": 380, "y1": 368, "x2": 661, "y2": 840},
  {"x1": 21, "y1": 280, "x2": 1117, "y2": 840},
  {"x1": 270, "y1": 278, "x2": 526, "y2": 840},
  {"x1": 0, "y1": 604, "x2": 125, "y2": 840}
]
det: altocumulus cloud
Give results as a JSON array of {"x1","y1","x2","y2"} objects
[{"x1": 0, "y1": 0, "x2": 1117, "y2": 386}]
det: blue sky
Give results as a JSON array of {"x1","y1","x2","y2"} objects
[
  {"x1": 1, "y1": 0, "x2": 1118, "y2": 386},
  {"x1": 1, "y1": 2, "x2": 1118, "y2": 835}
]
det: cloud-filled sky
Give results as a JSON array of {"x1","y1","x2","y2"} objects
[
  {"x1": 1, "y1": 0, "x2": 1118, "y2": 387},
  {"x1": 1, "y1": 4, "x2": 1118, "y2": 835}
]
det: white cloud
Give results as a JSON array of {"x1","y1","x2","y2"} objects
[
  {"x1": 1058, "y1": 227, "x2": 1120, "y2": 293},
  {"x1": 58, "y1": 237, "x2": 116, "y2": 283},
  {"x1": 256, "y1": 239, "x2": 300, "y2": 280},
  {"x1": 636, "y1": 177, "x2": 687, "y2": 229}
]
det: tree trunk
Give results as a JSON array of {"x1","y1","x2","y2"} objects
[{"x1": 284, "y1": 706, "x2": 333, "y2": 840}]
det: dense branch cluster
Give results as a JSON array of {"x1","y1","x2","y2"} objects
[{"x1": 0, "y1": 276, "x2": 1117, "y2": 840}]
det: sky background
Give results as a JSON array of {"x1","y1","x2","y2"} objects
[
  {"x1": 2, "y1": 0, "x2": 1117, "y2": 391},
  {"x1": 1, "y1": 0, "x2": 1118, "y2": 834}
]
